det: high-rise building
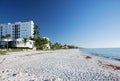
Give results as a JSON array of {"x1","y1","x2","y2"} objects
[
  {"x1": 0, "y1": 20, "x2": 34, "y2": 40},
  {"x1": 0, "y1": 21, "x2": 35, "y2": 48}
]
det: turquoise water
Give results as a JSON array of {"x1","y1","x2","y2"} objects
[{"x1": 81, "y1": 48, "x2": 120, "y2": 61}]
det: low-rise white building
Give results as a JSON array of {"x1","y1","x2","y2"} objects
[
  {"x1": 0, "y1": 21, "x2": 34, "y2": 48},
  {"x1": 43, "y1": 37, "x2": 50, "y2": 49},
  {"x1": 12, "y1": 38, "x2": 34, "y2": 48}
]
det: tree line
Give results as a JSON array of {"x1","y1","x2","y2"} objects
[{"x1": 33, "y1": 25, "x2": 79, "y2": 50}]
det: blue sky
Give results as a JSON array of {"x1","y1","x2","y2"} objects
[{"x1": 0, "y1": 0, "x2": 120, "y2": 48}]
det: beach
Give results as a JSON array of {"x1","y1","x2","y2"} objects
[{"x1": 0, "y1": 49, "x2": 120, "y2": 81}]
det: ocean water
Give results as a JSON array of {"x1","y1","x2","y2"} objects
[{"x1": 81, "y1": 48, "x2": 120, "y2": 61}]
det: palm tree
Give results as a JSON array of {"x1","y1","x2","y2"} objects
[
  {"x1": 34, "y1": 25, "x2": 40, "y2": 39},
  {"x1": 23, "y1": 38, "x2": 28, "y2": 45},
  {"x1": 51, "y1": 42, "x2": 62, "y2": 49},
  {"x1": 1, "y1": 36, "x2": 5, "y2": 39},
  {"x1": 29, "y1": 36, "x2": 34, "y2": 40},
  {"x1": 5, "y1": 34, "x2": 11, "y2": 49},
  {"x1": 34, "y1": 37, "x2": 50, "y2": 50}
]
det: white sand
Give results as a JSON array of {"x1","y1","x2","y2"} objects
[{"x1": 0, "y1": 49, "x2": 120, "y2": 81}]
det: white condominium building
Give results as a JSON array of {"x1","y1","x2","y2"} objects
[
  {"x1": 0, "y1": 21, "x2": 35, "y2": 48},
  {"x1": 0, "y1": 20, "x2": 34, "y2": 40}
]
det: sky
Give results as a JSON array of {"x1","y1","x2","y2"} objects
[{"x1": 0, "y1": 0, "x2": 120, "y2": 48}]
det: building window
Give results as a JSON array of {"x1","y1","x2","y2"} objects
[{"x1": 30, "y1": 42, "x2": 32, "y2": 44}]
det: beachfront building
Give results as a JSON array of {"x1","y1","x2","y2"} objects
[
  {"x1": 0, "y1": 21, "x2": 34, "y2": 48},
  {"x1": 43, "y1": 37, "x2": 50, "y2": 49},
  {"x1": 12, "y1": 38, "x2": 35, "y2": 48}
]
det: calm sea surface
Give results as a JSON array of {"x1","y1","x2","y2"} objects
[{"x1": 81, "y1": 48, "x2": 120, "y2": 61}]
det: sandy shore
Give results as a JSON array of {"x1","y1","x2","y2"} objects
[{"x1": 0, "y1": 49, "x2": 120, "y2": 81}]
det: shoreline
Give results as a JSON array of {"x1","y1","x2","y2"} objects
[
  {"x1": 82, "y1": 53, "x2": 120, "y2": 70},
  {"x1": 80, "y1": 49, "x2": 120, "y2": 63},
  {"x1": 80, "y1": 49, "x2": 120, "y2": 70},
  {"x1": 0, "y1": 49, "x2": 120, "y2": 80},
  {"x1": 80, "y1": 48, "x2": 120, "y2": 62}
]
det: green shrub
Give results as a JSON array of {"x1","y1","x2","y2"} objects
[{"x1": 0, "y1": 51, "x2": 7, "y2": 55}]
